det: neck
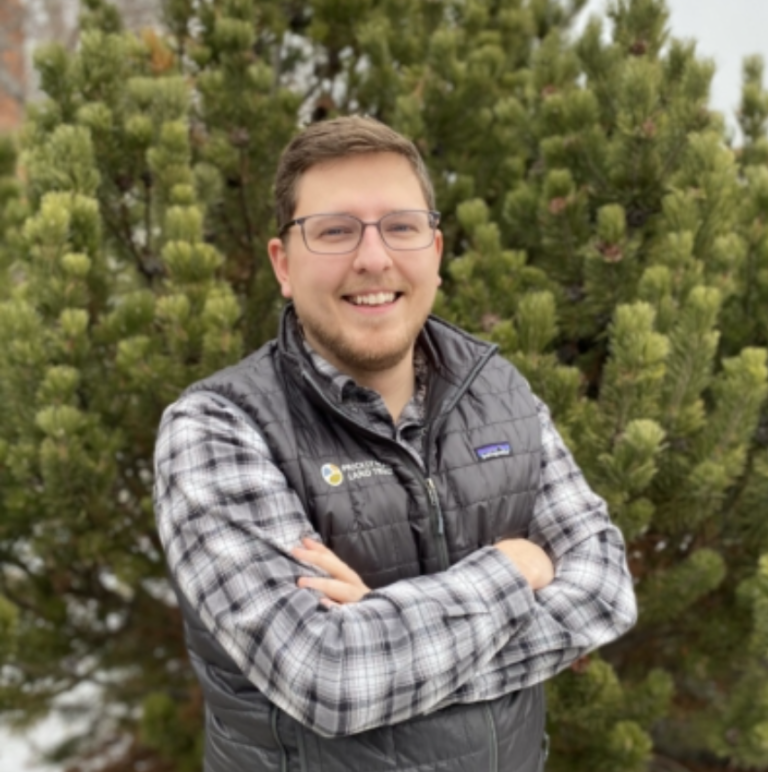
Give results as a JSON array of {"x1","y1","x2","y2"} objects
[
  {"x1": 349, "y1": 353, "x2": 416, "y2": 423},
  {"x1": 306, "y1": 337, "x2": 416, "y2": 423}
]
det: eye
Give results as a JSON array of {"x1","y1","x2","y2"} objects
[
  {"x1": 383, "y1": 213, "x2": 426, "y2": 235},
  {"x1": 320, "y1": 225, "x2": 354, "y2": 237},
  {"x1": 387, "y1": 221, "x2": 417, "y2": 233},
  {"x1": 306, "y1": 216, "x2": 359, "y2": 241}
]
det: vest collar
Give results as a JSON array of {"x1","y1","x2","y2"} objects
[{"x1": 275, "y1": 303, "x2": 499, "y2": 424}]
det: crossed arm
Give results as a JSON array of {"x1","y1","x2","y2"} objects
[
  {"x1": 294, "y1": 535, "x2": 555, "y2": 603},
  {"x1": 154, "y1": 392, "x2": 636, "y2": 737}
]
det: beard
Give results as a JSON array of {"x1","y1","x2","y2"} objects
[{"x1": 297, "y1": 302, "x2": 428, "y2": 376}]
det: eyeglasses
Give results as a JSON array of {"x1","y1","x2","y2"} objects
[{"x1": 279, "y1": 210, "x2": 441, "y2": 255}]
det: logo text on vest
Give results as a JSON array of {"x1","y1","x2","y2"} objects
[
  {"x1": 475, "y1": 442, "x2": 511, "y2": 461},
  {"x1": 322, "y1": 460, "x2": 395, "y2": 485}
]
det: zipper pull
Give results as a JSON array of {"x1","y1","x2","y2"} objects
[{"x1": 426, "y1": 478, "x2": 445, "y2": 535}]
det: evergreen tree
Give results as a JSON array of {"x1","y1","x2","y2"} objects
[{"x1": 1, "y1": 0, "x2": 767, "y2": 770}]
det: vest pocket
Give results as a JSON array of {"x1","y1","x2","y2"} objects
[
  {"x1": 482, "y1": 703, "x2": 498, "y2": 772},
  {"x1": 538, "y1": 733, "x2": 550, "y2": 771},
  {"x1": 296, "y1": 702, "x2": 494, "y2": 772},
  {"x1": 205, "y1": 709, "x2": 286, "y2": 772},
  {"x1": 298, "y1": 723, "x2": 397, "y2": 772}
]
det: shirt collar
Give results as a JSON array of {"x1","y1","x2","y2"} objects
[{"x1": 302, "y1": 338, "x2": 430, "y2": 418}]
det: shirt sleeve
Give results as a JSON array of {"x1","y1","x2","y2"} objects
[
  {"x1": 443, "y1": 395, "x2": 637, "y2": 706},
  {"x1": 154, "y1": 392, "x2": 538, "y2": 738}
]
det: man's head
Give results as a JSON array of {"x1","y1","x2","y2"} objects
[
  {"x1": 273, "y1": 116, "x2": 435, "y2": 232},
  {"x1": 268, "y1": 117, "x2": 443, "y2": 384}
]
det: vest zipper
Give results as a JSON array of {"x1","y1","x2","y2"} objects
[
  {"x1": 300, "y1": 358, "x2": 503, "y2": 764},
  {"x1": 482, "y1": 704, "x2": 499, "y2": 772},
  {"x1": 301, "y1": 371, "x2": 453, "y2": 570},
  {"x1": 299, "y1": 348, "x2": 495, "y2": 575},
  {"x1": 426, "y1": 476, "x2": 450, "y2": 570}
]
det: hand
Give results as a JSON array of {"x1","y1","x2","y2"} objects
[
  {"x1": 494, "y1": 538, "x2": 555, "y2": 591},
  {"x1": 292, "y1": 538, "x2": 370, "y2": 606}
]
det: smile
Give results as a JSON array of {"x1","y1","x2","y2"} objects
[{"x1": 345, "y1": 292, "x2": 401, "y2": 307}]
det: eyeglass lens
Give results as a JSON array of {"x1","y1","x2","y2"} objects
[{"x1": 302, "y1": 211, "x2": 435, "y2": 254}]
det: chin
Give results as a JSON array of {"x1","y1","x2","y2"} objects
[
  {"x1": 341, "y1": 340, "x2": 412, "y2": 372},
  {"x1": 299, "y1": 311, "x2": 423, "y2": 373},
  {"x1": 328, "y1": 332, "x2": 415, "y2": 373}
]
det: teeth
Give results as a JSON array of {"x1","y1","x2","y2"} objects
[{"x1": 350, "y1": 292, "x2": 396, "y2": 306}]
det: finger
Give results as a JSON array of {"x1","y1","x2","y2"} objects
[
  {"x1": 292, "y1": 537, "x2": 334, "y2": 564},
  {"x1": 301, "y1": 537, "x2": 331, "y2": 553},
  {"x1": 297, "y1": 576, "x2": 368, "y2": 604},
  {"x1": 291, "y1": 546, "x2": 340, "y2": 574},
  {"x1": 292, "y1": 546, "x2": 362, "y2": 585}
]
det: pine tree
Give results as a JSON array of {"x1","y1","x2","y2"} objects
[{"x1": 1, "y1": 0, "x2": 767, "y2": 770}]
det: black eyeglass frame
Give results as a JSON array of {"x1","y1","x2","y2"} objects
[{"x1": 278, "y1": 209, "x2": 442, "y2": 254}]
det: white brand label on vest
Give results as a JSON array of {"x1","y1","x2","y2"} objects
[{"x1": 474, "y1": 442, "x2": 511, "y2": 461}]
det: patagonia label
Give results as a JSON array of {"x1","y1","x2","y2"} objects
[{"x1": 474, "y1": 442, "x2": 511, "y2": 461}]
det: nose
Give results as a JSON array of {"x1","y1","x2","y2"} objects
[{"x1": 352, "y1": 223, "x2": 393, "y2": 273}]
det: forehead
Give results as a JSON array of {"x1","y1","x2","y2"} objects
[{"x1": 294, "y1": 152, "x2": 428, "y2": 216}]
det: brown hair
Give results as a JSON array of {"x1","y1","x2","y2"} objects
[{"x1": 274, "y1": 116, "x2": 435, "y2": 231}]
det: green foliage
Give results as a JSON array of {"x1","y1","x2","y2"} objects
[
  {"x1": 545, "y1": 657, "x2": 670, "y2": 771},
  {"x1": 0, "y1": 136, "x2": 24, "y2": 280},
  {"x1": 2, "y1": 0, "x2": 768, "y2": 769},
  {"x1": 140, "y1": 692, "x2": 204, "y2": 772}
]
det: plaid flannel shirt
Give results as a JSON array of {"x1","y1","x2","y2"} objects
[{"x1": 154, "y1": 344, "x2": 637, "y2": 737}]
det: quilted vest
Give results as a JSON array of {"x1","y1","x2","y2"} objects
[{"x1": 175, "y1": 306, "x2": 548, "y2": 772}]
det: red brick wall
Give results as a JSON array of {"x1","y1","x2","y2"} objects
[{"x1": 0, "y1": 0, "x2": 25, "y2": 132}]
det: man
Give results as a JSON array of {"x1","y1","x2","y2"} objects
[{"x1": 154, "y1": 116, "x2": 637, "y2": 772}]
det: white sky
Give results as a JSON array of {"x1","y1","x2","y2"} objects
[{"x1": 3, "y1": 1, "x2": 767, "y2": 770}]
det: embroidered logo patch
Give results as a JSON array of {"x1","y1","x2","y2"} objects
[
  {"x1": 474, "y1": 442, "x2": 511, "y2": 461},
  {"x1": 321, "y1": 463, "x2": 344, "y2": 486},
  {"x1": 321, "y1": 460, "x2": 395, "y2": 486}
]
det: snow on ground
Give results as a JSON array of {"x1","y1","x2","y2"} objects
[{"x1": 1, "y1": 716, "x2": 66, "y2": 772}]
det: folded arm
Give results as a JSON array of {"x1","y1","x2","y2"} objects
[
  {"x1": 437, "y1": 396, "x2": 637, "y2": 706},
  {"x1": 154, "y1": 392, "x2": 538, "y2": 738},
  {"x1": 294, "y1": 396, "x2": 637, "y2": 706}
]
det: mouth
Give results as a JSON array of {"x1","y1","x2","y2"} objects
[{"x1": 343, "y1": 291, "x2": 403, "y2": 307}]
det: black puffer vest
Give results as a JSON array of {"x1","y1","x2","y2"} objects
[{"x1": 176, "y1": 306, "x2": 548, "y2": 772}]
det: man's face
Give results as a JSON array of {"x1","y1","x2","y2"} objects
[{"x1": 268, "y1": 152, "x2": 443, "y2": 378}]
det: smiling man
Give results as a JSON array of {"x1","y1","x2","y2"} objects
[
  {"x1": 154, "y1": 116, "x2": 637, "y2": 772},
  {"x1": 269, "y1": 150, "x2": 442, "y2": 422}
]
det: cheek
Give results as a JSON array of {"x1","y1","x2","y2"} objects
[
  {"x1": 292, "y1": 263, "x2": 340, "y2": 300},
  {"x1": 422, "y1": 262, "x2": 442, "y2": 290}
]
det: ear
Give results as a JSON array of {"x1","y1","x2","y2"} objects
[
  {"x1": 268, "y1": 237, "x2": 293, "y2": 298},
  {"x1": 434, "y1": 229, "x2": 444, "y2": 287}
]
